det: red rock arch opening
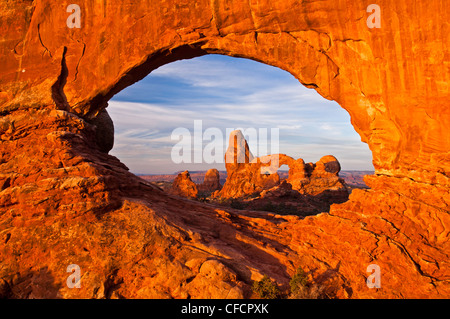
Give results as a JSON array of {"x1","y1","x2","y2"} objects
[{"x1": 104, "y1": 53, "x2": 369, "y2": 216}]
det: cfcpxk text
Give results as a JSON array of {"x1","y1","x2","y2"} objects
[{"x1": 181, "y1": 303, "x2": 269, "y2": 316}]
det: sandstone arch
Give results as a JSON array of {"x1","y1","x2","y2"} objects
[{"x1": 0, "y1": 1, "x2": 449, "y2": 298}]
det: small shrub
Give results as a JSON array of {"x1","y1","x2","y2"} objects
[
  {"x1": 261, "y1": 201, "x2": 277, "y2": 213},
  {"x1": 289, "y1": 267, "x2": 308, "y2": 296},
  {"x1": 259, "y1": 202, "x2": 300, "y2": 215},
  {"x1": 197, "y1": 192, "x2": 208, "y2": 202},
  {"x1": 252, "y1": 275, "x2": 280, "y2": 299},
  {"x1": 289, "y1": 266, "x2": 328, "y2": 299},
  {"x1": 230, "y1": 199, "x2": 246, "y2": 210}
]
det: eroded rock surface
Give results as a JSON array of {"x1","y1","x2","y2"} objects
[{"x1": 0, "y1": 0, "x2": 449, "y2": 299}]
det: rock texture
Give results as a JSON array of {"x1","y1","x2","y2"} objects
[
  {"x1": 219, "y1": 131, "x2": 280, "y2": 198},
  {"x1": 217, "y1": 131, "x2": 349, "y2": 210},
  {"x1": 0, "y1": 0, "x2": 449, "y2": 299},
  {"x1": 292, "y1": 155, "x2": 349, "y2": 204},
  {"x1": 169, "y1": 171, "x2": 198, "y2": 199}
]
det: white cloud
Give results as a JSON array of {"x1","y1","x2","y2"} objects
[
  {"x1": 320, "y1": 123, "x2": 334, "y2": 131},
  {"x1": 277, "y1": 124, "x2": 302, "y2": 130}
]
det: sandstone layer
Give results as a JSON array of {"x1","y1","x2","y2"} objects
[{"x1": 0, "y1": 0, "x2": 449, "y2": 298}]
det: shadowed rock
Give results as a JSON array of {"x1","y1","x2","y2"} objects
[
  {"x1": 198, "y1": 169, "x2": 222, "y2": 193},
  {"x1": 89, "y1": 109, "x2": 114, "y2": 153}
]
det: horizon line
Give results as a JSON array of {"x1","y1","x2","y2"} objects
[{"x1": 133, "y1": 169, "x2": 376, "y2": 175}]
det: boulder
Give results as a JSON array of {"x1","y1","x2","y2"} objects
[
  {"x1": 169, "y1": 171, "x2": 198, "y2": 199},
  {"x1": 89, "y1": 109, "x2": 114, "y2": 153},
  {"x1": 198, "y1": 169, "x2": 222, "y2": 193}
]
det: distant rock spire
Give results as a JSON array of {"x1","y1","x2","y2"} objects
[{"x1": 224, "y1": 130, "x2": 254, "y2": 167}]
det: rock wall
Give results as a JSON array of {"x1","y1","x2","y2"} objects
[{"x1": 0, "y1": 0, "x2": 449, "y2": 298}]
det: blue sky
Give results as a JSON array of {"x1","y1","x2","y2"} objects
[{"x1": 108, "y1": 54, "x2": 374, "y2": 174}]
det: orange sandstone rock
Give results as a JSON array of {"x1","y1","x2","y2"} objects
[
  {"x1": 218, "y1": 132, "x2": 348, "y2": 206},
  {"x1": 169, "y1": 171, "x2": 198, "y2": 199},
  {"x1": 219, "y1": 131, "x2": 279, "y2": 198},
  {"x1": 0, "y1": 0, "x2": 449, "y2": 299},
  {"x1": 198, "y1": 169, "x2": 222, "y2": 194}
]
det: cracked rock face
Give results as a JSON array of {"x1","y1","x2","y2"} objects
[{"x1": 0, "y1": 0, "x2": 449, "y2": 298}]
